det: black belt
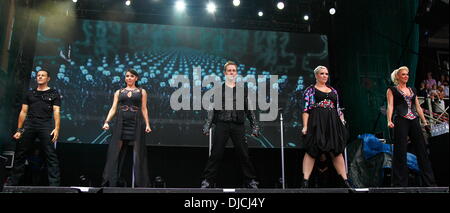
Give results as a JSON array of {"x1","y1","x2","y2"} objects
[{"x1": 120, "y1": 105, "x2": 140, "y2": 112}]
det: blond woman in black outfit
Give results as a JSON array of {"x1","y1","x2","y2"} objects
[{"x1": 386, "y1": 66, "x2": 436, "y2": 187}]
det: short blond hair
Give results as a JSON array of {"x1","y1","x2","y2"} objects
[
  {"x1": 224, "y1": 61, "x2": 237, "y2": 72},
  {"x1": 313, "y1": 65, "x2": 327, "y2": 75},
  {"x1": 391, "y1": 66, "x2": 409, "y2": 85}
]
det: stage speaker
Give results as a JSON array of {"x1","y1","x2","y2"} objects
[{"x1": 428, "y1": 133, "x2": 449, "y2": 186}]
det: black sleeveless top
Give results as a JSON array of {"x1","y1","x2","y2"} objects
[
  {"x1": 389, "y1": 86, "x2": 418, "y2": 119},
  {"x1": 118, "y1": 88, "x2": 142, "y2": 108}
]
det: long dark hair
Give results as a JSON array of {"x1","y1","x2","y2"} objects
[{"x1": 125, "y1": 68, "x2": 140, "y2": 87}]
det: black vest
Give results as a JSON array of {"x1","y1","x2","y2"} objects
[{"x1": 389, "y1": 86, "x2": 418, "y2": 118}]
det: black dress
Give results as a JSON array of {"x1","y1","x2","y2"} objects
[
  {"x1": 302, "y1": 88, "x2": 348, "y2": 158},
  {"x1": 102, "y1": 88, "x2": 150, "y2": 187}
]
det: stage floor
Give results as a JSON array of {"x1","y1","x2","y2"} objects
[{"x1": 1, "y1": 186, "x2": 448, "y2": 193}]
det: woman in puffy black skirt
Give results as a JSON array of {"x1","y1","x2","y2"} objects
[{"x1": 300, "y1": 66, "x2": 352, "y2": 188}]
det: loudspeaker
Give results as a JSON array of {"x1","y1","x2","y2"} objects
[{"x1": 428, "y1": 133, "x2": 449, "y2": 186}]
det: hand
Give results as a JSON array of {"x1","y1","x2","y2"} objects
[
  {"x1": 301, "y1": 127, "x2": 307, "y2": 135},
  {"x1": 202, "y1": 127, "x2": 211, "y2": 136},
  {"x1": 388, "y1": 121, "x2": 395, "y2": 128},
  {"x1": 102, "y1": 123, "x2": 109, "y2": 130},
  {"x1": 251, "y1": 129, "x2": 259, "y2": 137},
  {"x1": 145, "y1": 125, "x2": 152, "y2": 133},
  {"x1": 422, "y1": 120, "x2": 429, "y2": 126},
  {"x1": 13, "y1": 132, "x2": 22, "y2": 140},
  {"x1": 50, "y1": 129, "x2": 59, "y2": 143}
]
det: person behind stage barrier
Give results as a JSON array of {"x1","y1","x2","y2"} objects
[
  {"x1": 200, "y1": 61, "x2": 260, "y2": 189},
  {"x1": 300, "y1": 65, "x2": 353, "y2": 189},
  {"x1": 386, "y1": 66, "x2": 437, "y2": 187},
  {"x1": 6, "y1": 70, "x2": 61, "y2": 186},
  {"x1": 101, "y1": 69, "x2": 152, "y2": 187}
]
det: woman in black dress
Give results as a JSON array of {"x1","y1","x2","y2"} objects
[
  {"x1": 301, "y1": 66, "x2": 352, "y2": 188},
  {"x1": 386, "y1": 66, "x2": 436, "y2": 187},
  {"x1": 101, "y1": 69, "x2": 152, "y2": 187}
]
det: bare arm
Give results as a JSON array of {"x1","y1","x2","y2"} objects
[
  {"x1": 141, "y1": 89, "x2": 151, "y2": 132},
  {"x1": 13, "y1": 104, "x2": 28, "y2": 140},
  {"x1": 17, "y1": 104, "x2": 28, "y2": 129},
  {"x1": 302, "y1": 112, "x2": 309, "y2": 135},
  {"x1": 53, "y1": 106, "x2": 61, "y2": 131},
  {"x1": 102, "y1": 90, "x2": 119, "y2": 130},
  {"x1": 386, "y1": 89, "x2": 395, "y2": 128},
  {"x1": 51, "y1": 105, "x2": 61, "y2": 142},
  {"x1": 415, "y1": 96, "x2": 428, "y2": 125}
]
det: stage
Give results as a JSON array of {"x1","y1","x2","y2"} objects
[{"x1": 2, "y1": 186, "x2": 448, "y2": 193}]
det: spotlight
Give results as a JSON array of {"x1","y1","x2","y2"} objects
[
  {"x1": 329, "y1": 8, "x2": 336, "y2": 15},
  {"x1": 125, "y1": 0, "x2": 131, "y2": 6},
  {"x1": 72, "y1": 0, "x2": 77, "y2": 3},
  {"x1": 303, "y1": 14, "x2": 309, "y2": 21},
  {"x1": 277, "y1": 1, "x2": 285, "y2": 10},
  {"x1": 233, "y1": 0, "x2": 240, "y2": 7},
  {"x1": 258, "y1": 11, "x2": 263, "y2": 17},
  {"x1": 206, "y1": 2, "x2": 216, "y2": 13},
  {"x1": 175, "y1": 1, "x2": 186, "y2": 11}
]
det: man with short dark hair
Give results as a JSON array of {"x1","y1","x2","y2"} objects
[{"x1": 6, "y1": 70, "x2": 61, "y2": 186}]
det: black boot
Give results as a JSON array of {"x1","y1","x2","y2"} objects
[
  {"x1": 4, "y1": 177, "x2": 18, "y2": 186},
  {"x1": 246, "y1": 179, "x2": 259, "y2": 189},
  {"x1": 341, "y1": 177, "x2": 356, "y2": 193},
  {"x1": 343, "y1": 179, "x2": 355, "y2": 189},
  {"x1": 201, "y1": 179, "x2": 212, "y2": 188},
  {"x1": 301, "y1": 179, "x2": 310, "y2": 188}
]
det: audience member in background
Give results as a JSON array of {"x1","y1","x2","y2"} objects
[
  {"x1": 442, "y1": 82, "x2": 449, "y2": 98},
  {"x1": 437, "y1": 74, "x2": 449, "y2": 87},
  {"x1": 431, "y1": 86, "x2": 446, "y2": 113},
  {"x1": 417, "y1": 82, "x2": 428, "y2": 98},
  {"x1": 423, "y1": 72, "x2": 437, "y2": 90}
]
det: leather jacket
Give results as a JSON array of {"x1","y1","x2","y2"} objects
[{"x1": 202, "y1": 84, "x2": 260, "y2": 136}]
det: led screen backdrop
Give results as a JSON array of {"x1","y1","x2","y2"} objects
[{"x1": 31, "y1": 16, "x2": 329, "y2": 147}]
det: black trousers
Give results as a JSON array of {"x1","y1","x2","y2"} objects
[
  {"x1": 9, "y1": 128, "x2": 60, "y2": 186},
  {"x1": 392, "y1": 117, "x2": 436, "y2": 187},
  {"x1": 202, "y1": 122, "x2": 256, "y2": 183}
]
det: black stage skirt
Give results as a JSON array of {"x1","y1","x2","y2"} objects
[{"x1": 301, "y1": 107, "x2": 348, "y2": 158}]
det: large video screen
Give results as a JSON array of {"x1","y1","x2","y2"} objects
[{"x1": 31, "y1": 16, "x2": 329, "y2": 148}]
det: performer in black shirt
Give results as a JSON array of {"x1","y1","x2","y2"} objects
[
  {"x1": 6, "y1": 70, "x2": 61, "y2": 186},
  {"x1": 200, "y1": 61, "x2": 260, "y2": 189}
]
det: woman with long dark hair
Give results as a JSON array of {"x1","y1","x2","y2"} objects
[{"x1": 101, "y1": 69, "x2": 152, "y2": 187}]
